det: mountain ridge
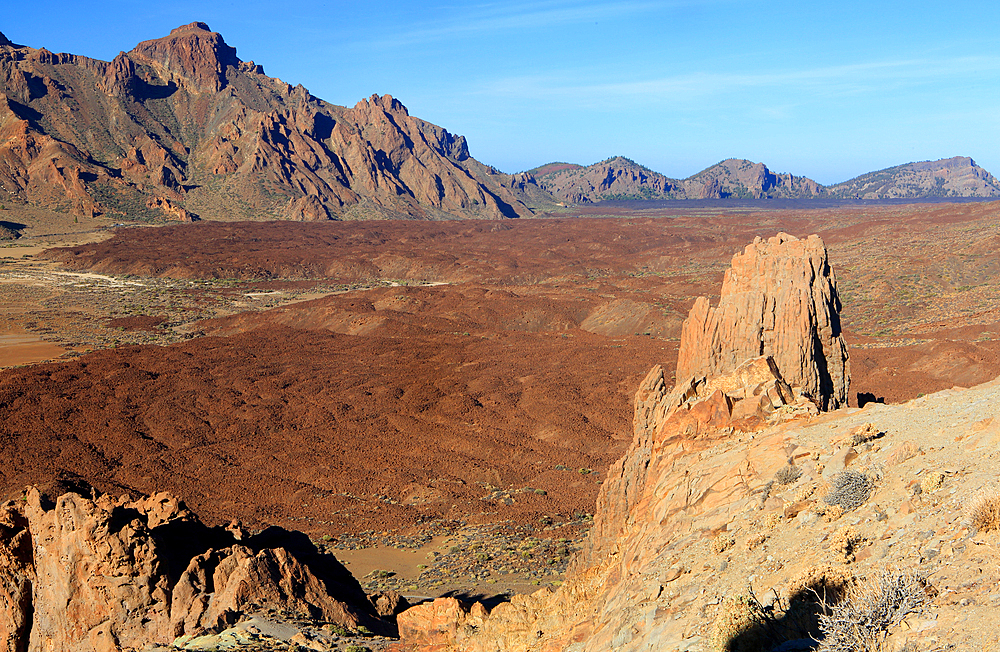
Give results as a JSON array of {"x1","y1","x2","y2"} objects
[
  {"x1": 532, "y1": 155, "x2": 1000, "y2": 204},
  {"x1": 0, "y1": 22, "x2": 544, "y2": 221},
  {"x1": 1, "y1": 23, "x2": 997, "y2": 221}
]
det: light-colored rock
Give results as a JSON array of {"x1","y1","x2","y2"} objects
[
  {"x1": 0, "y1": 488, "x2": 387, "y2": 652},
  {"x1": 674, "y1": 232, "x2": 850, "y2": 411}
]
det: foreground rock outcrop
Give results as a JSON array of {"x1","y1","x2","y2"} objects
[
  {"x1": 675, "y1": 232, "x2": 849, "y2": 411},
  {"x1": 397, "y1": 234, "x2": 998, "y2": 650},
  {"x1": 0, "y1": 486, "x2": 393, "y2": 651}
]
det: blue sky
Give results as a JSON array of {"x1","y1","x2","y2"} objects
[{"x1": 6, "y1": 1, "x2": 999, "y2": 184}]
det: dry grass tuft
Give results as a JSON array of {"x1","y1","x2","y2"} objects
[
  {"x1": 784, "y1": 564, "x2": 855, "y2": 606},
  {"x1": 829, "y1": 526, "x2": 864, "y2": 563},
  {"x1": 709, "y1": 594, "x2": 769, "y2": 652},
  {"x1": 845, "y1": 423, "x2": 883, "y2": 447},
  {"x1": 966, "y1": 489, "x2": 1000, "y2": 532},
  {"x1": 919, "y1": 471, "x2": 945, "y2": 493},
  {"x1": 774, "y1": 464, "x2": 803, "y2": 485}
]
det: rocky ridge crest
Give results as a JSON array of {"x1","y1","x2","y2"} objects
[{"x1": 0, "y1": 23, "x2": 538, "y2": 220}]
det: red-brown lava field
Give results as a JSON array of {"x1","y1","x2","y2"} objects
[{"x1": 3, "y1": 201, "x2": 1000, "y2": 543}]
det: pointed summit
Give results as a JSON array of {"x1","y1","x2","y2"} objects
[
  {"x1": 169, "y1": 21, "x2": 213, "y2": 35},
  {"x1": 0, "y1": 31, "x2": 16, "y2": 47},
  {"x1": 129, "y1": 22, "x2": 239, "y2": 93}
]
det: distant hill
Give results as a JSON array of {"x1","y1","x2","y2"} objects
[
  {"x1": 534, "y1": 157, "x2": 678, "y2": 202},
  {"x1": 680, "y1": 158, "x2": 824, "y2": 199},
  {"x1": 826, "y1": 156, "x2": 1000, "y2": 199},
  {"x1": 534, "y1": 157, "x2": 824, "y2": 202},
  {"x1": 532, "y1": 156, "x2": 999, "y2": 204},
  {"x1": 0, "y1": 23, "x2": 546, "y2": 221}
]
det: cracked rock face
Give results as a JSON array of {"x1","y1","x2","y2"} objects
[
  {"x1": 0, "y1": 487, "x2": 387, "y2": 652},
  {"x1": 674, "y1": 232, "x2": 850, "y2": 411}
]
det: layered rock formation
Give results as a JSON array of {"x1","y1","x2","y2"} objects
[
  {"x1": 0, "y1": 486, "x2": 391, "y2": 651},
  {"x1": 675, "y1": 232, "x2": 849, "y2": 411},
  {"x1": 0, "y1": 23, "x2": 541, "y2": 220}
]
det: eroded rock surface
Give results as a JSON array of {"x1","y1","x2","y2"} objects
[
  {"x1": 0, "y1": 487, "x2": 387, "y2": 651},
  {"x1": 675, "y1": 232, "x2": 850, "y2": 411}
]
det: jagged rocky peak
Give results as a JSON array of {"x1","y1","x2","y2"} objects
[
  {"x1": 674, "y1": 232, "x2": 850, "y2": 411},
  {"x1": 0, "y1": 32, "x2": 13, "y2": 47},
  {"x1": 129, "y1": 21, "x2": 241, "y2": 93}
]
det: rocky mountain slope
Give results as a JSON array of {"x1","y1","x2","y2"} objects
[
  {"x1": 0, "y1": 23, "x2": 542, "y2": 221},
  {"x1": 397, "y1": 233, "x2": 1000, "y2": 651},
  {"x1": 827, "y1": 156, "x2": 1000, "y2": 199}
]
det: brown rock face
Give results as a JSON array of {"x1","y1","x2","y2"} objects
[
  {"x1": 0, "y1": 25, "x2": 538, "y2": 221},
  {"x1": 674, "y1": 232, "x2": 850, "y2": 411},
  {"x1": 0, "y1": 487, "x2": 386, "y2": 651},
  {"x1": 128, "y1": 22, "x2": 239, "y2": 94}
]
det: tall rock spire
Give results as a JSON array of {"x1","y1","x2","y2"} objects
[{"x1": 674, "y1": 232, "x2": 850, "y2": 411}]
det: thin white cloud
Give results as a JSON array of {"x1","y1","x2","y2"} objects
[
  {"x1": 477, "y1": 56, "x2": 1000, "y2": 108},
  {"x1": 358, "y1": 0, "x2": 721, "y2": 47}
]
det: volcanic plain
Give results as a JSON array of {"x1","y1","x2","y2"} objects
[{"x1": 2, "y1": 199, "x2": 1000, "y2": 596}]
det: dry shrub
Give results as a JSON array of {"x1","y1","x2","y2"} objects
[
  {"x1": 792, "y1": 482, "x2": 817, "y2": 503},
  {"x1": 815, "y1": 569, "x2": 930, "y2": 652},
  {"x1": 712, "y1": 533, "x2": 736, "y2": 554},
  {"x1": 966, "y1": 489, "x2": 1000, "y2": 532},
  {"x1": 784, "y1": 565, "x2": 855, "y2": 606},
  {"x1": 824, "y1": 471, "x2": 875, "y2": 512},
  {"x1": 829, "y1": 526, "x2": 864, "y2": 563},
  {"x1": 762, "y1": 513, "x2": 782, "y2": 530},
  {"x1": 812, "y1": 502, "x2": 845, "y2": 522},
  {"x1": 709, "y1": 594, "x2": 770, "y2": 652},
  {"x1": 711, "y1": 566, "x2": 856, "y2": 652},
  {"x1": 774, "y1": 464, "x2": 803, "y2": 485},
  {"x1": 746, "y1": 533, "x2": 768, "y2": 550},
  {"x1": 845, "y1": 423, "x2": 883, "y2": 447}
]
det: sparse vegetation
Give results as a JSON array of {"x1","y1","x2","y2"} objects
[
  {"x1": 824, "y1": 471, "x2": 875, "y2": 512},
  {"x1": 828, "y1": 526, "x2": 863, "y2": 563},
  {"x1": 774, "y1": 464, "x2": 803, "y2": 485},
  {"x1": 815, "y1": 569, "x2": 930, "y2": 652},
  {"x1": 712, "y1": 533, "x2": 735, "y2": 554},
  {"x1": 966, "y1": 488, "x2": 1000, "y2": 532}
]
